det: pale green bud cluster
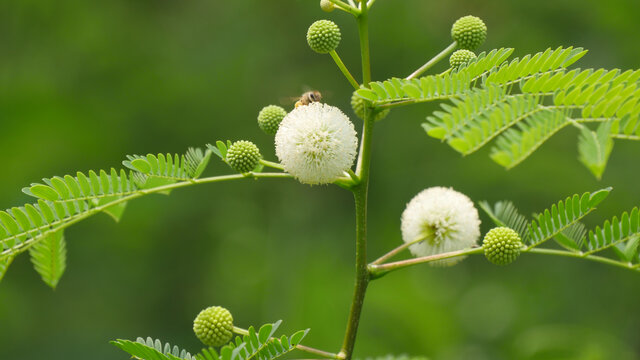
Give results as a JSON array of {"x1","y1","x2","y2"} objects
[
  {"x1": 320, "y1": 0, "x2": 335, "y2": 12},
  {"x1": 351, "y1": 92, "x2": 390, "y2": 122},
  {"x1": 483, "y1": 227, "x2": 523, "y2": 266},
  {"x1": 226, "y1": 141, "x2": 262, "y2": 173},
  {"x1": 193, "y1": 306, "x2": 234, "y2": 347},
  {"x1": 258, "y1": 105, "x2": 287, "y2": 135},
  {"x1": 451, "y1": 15, "x2": 487, "y2": 50},
  {"x1": 307, "y1": 20, "x2": 342, "y2": 54},
  {"x1": 449, "y1": 49, "x2": 477, "y2": 68}
]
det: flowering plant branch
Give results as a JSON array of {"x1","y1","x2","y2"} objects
[{"x1": 2, "y1": 1, "x2": 640, "y2": 359}]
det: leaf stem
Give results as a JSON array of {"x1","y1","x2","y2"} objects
[
  {"x1": 329, "y1": 50, "x2": 361, "y2": 90},
  {"x1": 406, "y1": 42, "x2": 457, "y2": 80},
  {"x1": 233, "y1": 327, "x2": 340, "y2": 359}
]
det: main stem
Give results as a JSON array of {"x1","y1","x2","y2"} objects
[{"x1": 340, "y1": 5, "x2": 373, "y2": 360}]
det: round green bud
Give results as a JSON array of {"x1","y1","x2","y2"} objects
[
  {"x1": 307, "y1": 20, "x2": 341, "y2": 54},
  {"x1": 320, "y1": 0, "x2": 335, "y2": 12},
  {"x1": 258, "y1": 105, "x2": 287, "y2": 135},
  {"x1": 226, "y1": 140, "x2": 262, "y2": 173},
  {"x1": 351, "y1": 91, "x2": 390, "y2": 122},
  {"x1": 193, "y1": 306, "x2": 234, "y2": 347},
  {"x1": 483, "y1": 227, "x2": 523, "y2": 266},
  {"x1": 451, "y1": 15, "x2": 487, "y2": 50},
  {"x1": 449, "y1": 49, "x2": 477, "y2": 68}
]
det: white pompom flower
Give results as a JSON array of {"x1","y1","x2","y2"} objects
[
  {"x1": 400, "y1": 187, "x2": 481, "y2": 266},
  {"x1": 275, "y1": 102, "x2": 358, "y2": 185}
]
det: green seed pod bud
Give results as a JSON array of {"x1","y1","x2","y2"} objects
[
  {"x1": 258, "y1": 105, "x2": 287, "y2": 135},
  {"x1": 226, "y1": 140, "x2": 262, "y2": 173},
  {"x1": 193, "y1": 306, "x2": 234, "y2": 347},
  {"x1": 307, "y1": 20, "x2": 341, "y2": 54},
  {"x1": 451, "y1": 15, "x2": 487, "y2": 50},
  {"x1": 351, "y1": 91, "x2": 390, "y2": 122},
  {"x1": 320, "y1": 0, "x2": 335, "y2": 12},
  {"x1": 483, "y1": 227, "x2": 523, "y2": 266},
  {"x1": 449, "y1": 49, "x2": 477, "y2": 68}
]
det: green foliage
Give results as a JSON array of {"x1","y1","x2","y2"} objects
[
  {"x1": 355, "y1": 48, "x2": 514, "y2": 106},
  {"x1": 112, "y1": 337, "x2": 196, "y2": 360},
  {"x1": 481, "y1": 188, "x2": 640, "y2": 269},
  {"x1": 29, "y1": 230, "x2": 66, "y2": 289},
  {"x1": 112, "y1": 321, "x2": 309, "y2": 360},
  {"x1": 361, "y1": 45, "x2": 640, "y2": 177},
  {"x1": 0, "y1": 146, "x2": 220, "y2": 287},
  {"x1": 527, "y1": 188, "x2": 610, "y2": 247}
]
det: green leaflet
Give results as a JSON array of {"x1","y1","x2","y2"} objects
[
  {"x1": 0, "y1": 256, "x2": 13, "y2": 282},
  {"x1": 29, "y1": 230, "x2": 66, "y2": 289},
  {"x1": 527, "y1": 188, "x2": 611, "y2": 247},
  {"x1": 578, "y1": 121, "x2": 615, "y2": 179}
]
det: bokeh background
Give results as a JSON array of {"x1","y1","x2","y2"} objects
[{"x1": 1, "y1": 0, "x2": 639, "y2": 359}]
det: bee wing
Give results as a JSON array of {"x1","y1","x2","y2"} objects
[{"x1": 279, "y1": 96, "x2": 300, "y2": 105}]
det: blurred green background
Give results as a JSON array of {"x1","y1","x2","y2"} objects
[{"x1": 1, "y1": 0, "x2": 639, "y2": 359}]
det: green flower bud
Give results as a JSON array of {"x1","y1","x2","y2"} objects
[
  {"x1": 258, "y1": 105, "x2": 287, "y2": 135},
  {"x1": 483, "y1": 227, "x2": 523, "y2": 266},
  {"x1": 226, "y1": 140, "x2": 261, "y2": 173},
  {"x1": 193, "y1": 306, "x2": 234, "y2": 347},
  {"x1": 451, "y1": 15, "x2": 487, "y2": 50},
  {"x1": 449, "y1": 49, "x2": 477, "y2": 68},
  {"x1": 320, "y1": 0, "x2": 335, "y2": 12},
  {"x1": 351, "y1": 91, "x2": 390, "y2": 122},
  {"x1": 307, "y1": 20, "x2": 341, "y2": 54}
]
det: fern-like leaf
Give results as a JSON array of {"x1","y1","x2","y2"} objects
[
  {"x1": 29, "y1": 230, "x2": 66, "y2": 289},
  {"x1": 123, "y1": 147, "x2": 212, "y2": 183},
  {"x1": 526, "y1": 188, "x2": 611, "y2": 247},
  {"x1": 216, "y1": 321, "x2": 309, "y2": 360},
  {"x1": 490, "y1": 109, "x2": 568, "y2": 169},
  {"x1": 478, "y1": 200, "x2": 530, "y2": 243},
  {"x1": 484, "y1": 47, "x2": 587, "y2": 85},
  {"x1": 112, "y1": 337, "x2": 195, "y2": 360},
  {"x1": 0, "y1": 256, "x2": 13, "y2": 282},
  {"x1": 585, "y1": 207, "x2": 640, "y2": 257}
]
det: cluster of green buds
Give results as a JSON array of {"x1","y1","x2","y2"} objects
[
  {"x1": 482, "y1": 227, "x2": 523, "y2": 266},
  {"x1": 193, "y1": 306, "x2": 235, "y2": 347}
]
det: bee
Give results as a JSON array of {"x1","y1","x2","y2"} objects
[{"x1": 294, "y1": 91, "x2": 323, "y2": 108}]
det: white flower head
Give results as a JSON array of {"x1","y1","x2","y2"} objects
[
  {"x1": 275, "y1": 102, "x2": 358, "y2": 185},
  {"x1": 401, "y1": 187, "x2": 481, "y2": 266}
]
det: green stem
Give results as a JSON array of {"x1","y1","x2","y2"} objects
[
  {"x1": 406, "y1": 42, "x2": 457, "y2": 80},
  {"x1": 371, "y1": 232, "x2": 431, "y2": 265},
  {"x1": 0, "y1": 172, "x2": 292, "y2": 260},
  {"x1": 368, "y1": 247, "x2": 484, "y2": 277},
  {"x1": 260, "y1": 159, "x2": 285, "y2": 171},
  {"x1": 339, "y1": 6, "x2": 373, "y2": 360},
  {"x1": 329, "y1": 50, "x2": 361, "y2": 90},
  {"x1": 233, "y1": 327, "x2": 340, "y2": 359},
  {"x1": 525, "y1": 248, "x2": 639, "y2": 271}
]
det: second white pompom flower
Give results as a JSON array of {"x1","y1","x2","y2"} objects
[
  {"x1": 401, "y1": 187, "x2": 481, "y2": 266},
  {"x1": 275, "y1": 103, "x2": 358, "y2": 185}
]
